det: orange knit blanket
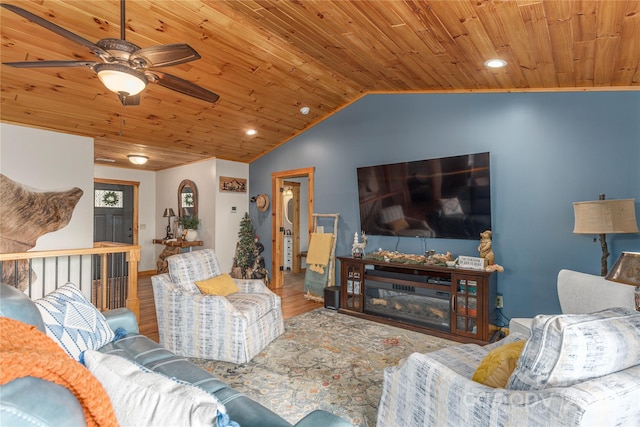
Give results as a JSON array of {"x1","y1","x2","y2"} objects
[{"x1": 0, "y1": 317, "x2": 118, "y2": 427}]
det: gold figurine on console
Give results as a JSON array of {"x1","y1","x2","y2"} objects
[
  {"x1": 478, "y1": 230, "x2": 495, "y2": 266},
  {"x1": 478, "y1": 230, "x2": 504, "y2": 272}
]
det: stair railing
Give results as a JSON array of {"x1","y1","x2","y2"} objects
[{"x1": 0, "y1": 243, "x2": 140, "y2": 320}]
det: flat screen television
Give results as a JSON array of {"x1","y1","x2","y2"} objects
[{"x1": 356, "y1": 152, "x2": 491, "y2": 240}]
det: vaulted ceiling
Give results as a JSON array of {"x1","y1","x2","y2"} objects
[{"x1": 1, "y1": 1, "x2": 639, "y2": 171}]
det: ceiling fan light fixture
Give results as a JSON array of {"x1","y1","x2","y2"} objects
[
  {"x1": 128, "y1": 155, "x2": 149, "y2": 165},
  {"x1": 95, "y1": 63, "x2": 148, "y2": 96}
]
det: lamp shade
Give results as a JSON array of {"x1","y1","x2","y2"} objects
[
  {"x1": 94, "y1": 63, "x2": 148, "y2": 96},
  {"x1": 573, "y1": 198, "x2": 638, "y2": 234},
  {"x1": 606, "y1": 252, "x2": 640, "y2": 286},
  {"x1": 163, "y1": 208, "x2": 175, "y2": 218}
]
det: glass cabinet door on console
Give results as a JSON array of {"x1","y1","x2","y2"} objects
[
  {"x1": 452, "y1": 275, "x2": 482, "y2": 339},
  {"x1": 342, "y1": 262, "x2": 364, "y2": 312}
]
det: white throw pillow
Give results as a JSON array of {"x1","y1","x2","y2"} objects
[
  {"x1": 34, "y1": 283, "x2": 114, "y2": 360},
  {"x1": 83, "y1": 350, "x2": 237, "y2": 427},
  {"x1": 507, "y1": 307, "x2": 640, "y2": 390}
]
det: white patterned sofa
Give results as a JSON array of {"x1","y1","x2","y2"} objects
[
  {"x1": 377, "y1": 307, "x2": 640, "y2": 426},
  {"x1": 152, "y1": 249, "x2": 285, "y2": 364}
]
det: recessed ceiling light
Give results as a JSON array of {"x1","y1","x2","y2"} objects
[
  {"x1": 300, "y1": 106, "x2": 310, "y2": 115},
  {"x1": 484, "y1": 59, "x2": 507, "y2": 68},
  {"x1": 246, "y1": 129, "x2": 257, "y2": 136}
]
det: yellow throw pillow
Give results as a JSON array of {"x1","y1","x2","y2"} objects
[
  {"x1": 194, "y1": 273, "x2": 239, "y2": 296},
  {"x1": 387, "y1": 217, "x2": 410, "y2": 232},
  {"x1": 472, "y1": 340, "x2": 526, "y2": 388}
]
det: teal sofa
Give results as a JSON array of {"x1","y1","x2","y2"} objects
[{"x1": 0, "y1": 283, "x2": 351, "y2": 427}]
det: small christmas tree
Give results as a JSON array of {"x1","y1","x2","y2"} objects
[{"x1": 234, "y1": 213, "x2": 256, "y2": 279}]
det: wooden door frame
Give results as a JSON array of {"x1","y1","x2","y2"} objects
[
  {"x1": 94, "y1": 178, "x2": 140, "y2": 245},
  {"x1": 271, "y1": 167, "x2": 314, "y2": 288}
]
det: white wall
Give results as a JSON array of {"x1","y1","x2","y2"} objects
[
  {"x1": 214, "y1": 160, "x2": 250, "y2": 271},
  {"x1": 94, "y1": 165, "x2": 157, "y2": 271},
  {"x1": 156, "y1": 159, "x2": 249, "y2": 272},
  {"x1": 1, "y1": 123, "x2": 250, "y2": 275},
  {"x1": 0, "y1": 123, "x2": 94, "y2": 250}
]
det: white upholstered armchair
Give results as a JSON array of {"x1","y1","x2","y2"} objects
[
  {"x1": 509, "y1": 269, "x2": 636, "y2": 336},
  {"x1": 151, "y1": 249, "x2": 284, "y2": 364}
]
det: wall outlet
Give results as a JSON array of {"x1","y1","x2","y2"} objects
[{"x1": 496, "y1": 294, "x2": 504, "y2": 309}]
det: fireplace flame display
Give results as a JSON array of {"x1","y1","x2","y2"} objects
[{"x1": 364, "y1": 280, "x2": 451, "y2": 331}]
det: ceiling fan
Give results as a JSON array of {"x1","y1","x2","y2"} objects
[{"x1": 1, "y1": 1, "x2": 220, "y2": 106}]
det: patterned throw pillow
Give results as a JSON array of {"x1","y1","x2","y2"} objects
[
  {"x1": 506, "y1": 307, "x2": 640, "y2": 390},
  {"x1": 34, "y1": 283, "x2": 114, "y2": 360}
]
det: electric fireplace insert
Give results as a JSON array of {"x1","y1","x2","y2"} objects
[{"x1": 364, "y1": 279, "x2": 451, "y2": 331}]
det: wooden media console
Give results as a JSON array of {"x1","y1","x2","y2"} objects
[{"x1": 337, "y1": 256, "x2": 497, "y2": 344}]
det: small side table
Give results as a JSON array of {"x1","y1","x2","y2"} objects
[{"x1": 153, "y1": 239, "x2": 204, "y2": 273}]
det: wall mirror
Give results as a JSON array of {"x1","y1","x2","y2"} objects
[
  {"x1": 178, "y1": 179, "x2": 198, "y2": 221},
  {"x1": 285, "y1": 198, "x2": 294, "y2": 224}
]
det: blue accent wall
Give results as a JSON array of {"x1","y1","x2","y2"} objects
[{"x1": 249, "y1": 91, "x2": 640, "y2": 320}]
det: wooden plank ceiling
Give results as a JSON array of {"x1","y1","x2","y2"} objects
[{"x1": 1, "y1": 0, "x2": 639, "y2": 171}]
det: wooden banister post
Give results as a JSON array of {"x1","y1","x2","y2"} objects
[{"x1": 126, "y1": 247, "x2": 141, "y2": 321}]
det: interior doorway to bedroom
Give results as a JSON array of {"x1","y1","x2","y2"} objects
[{"x1": 271, "y1": 167, "x2": 314, "y2": 290}]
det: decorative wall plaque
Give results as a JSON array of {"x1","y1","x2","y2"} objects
[{"x1": 458, "y1": 255, "x2": 486, "y2": 270}]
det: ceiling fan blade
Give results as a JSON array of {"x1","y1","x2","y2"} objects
[
  {"x1": 130, "y1": 44, "x2": 201, "y2": 68},
  {"x1": 118, "y1": 93, "x2": 141, "y2": 106},
  {"x1": 0, "y1": 4, "x2": 111, "y2": 59},
  {"x1": 149, "y1": 72, "x2": 220, "y2": 104},
  {"x1": 3, "y1": 60, "x2": 96, "y2": 68}
]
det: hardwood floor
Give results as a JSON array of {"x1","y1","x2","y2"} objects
[
  {"x1": 137, "y1": 272, "x2": 159, "y2": 343},
  {"x1": 279, "y1": 271, "x2": 324, "y2": 318},
  {"x1": 137, "y1": 271, "x2": 322, "y2": 343}
]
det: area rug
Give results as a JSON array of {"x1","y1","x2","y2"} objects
[{"x1": 190, "y1": 308, "x2": 456, "y2": 426}]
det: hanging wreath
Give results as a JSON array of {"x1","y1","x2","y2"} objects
[
  {"x1": 184, "y1": 193, "x2": 194, "y2": 207},
  {"x1": 102, "y1": 191, "x2": 119, "y2": 207}
]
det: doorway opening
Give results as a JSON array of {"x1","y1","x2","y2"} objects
[{"x1": 271, "y1": 167, "x2": 314, "y2": 289}]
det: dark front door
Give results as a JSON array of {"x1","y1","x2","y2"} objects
[
  {"x1": 94, "y1": 183, "x2": 134, "y2": 244},
  {"x1": 93, "y1": 183, "x2": 133, "y2": 306}
]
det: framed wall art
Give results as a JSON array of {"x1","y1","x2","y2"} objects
[{"x1": 220, "y1": 176, "x2": 247, "y2": 193}]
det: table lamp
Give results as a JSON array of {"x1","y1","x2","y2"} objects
[
  {"x1": 163, "y1": 208, "x2": 175, "y2": 239},
  {"x1": 605, "y1": 252, "x2": 640, "y2": 311},
  {"x1": 573, "y1": 195, "x2": 638, "y2": 276}
]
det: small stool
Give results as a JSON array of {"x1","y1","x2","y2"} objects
[{"x1": 324, "y1": 286, "x2": 340, "y2": 310}]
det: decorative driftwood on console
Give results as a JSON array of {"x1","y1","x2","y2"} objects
[{"x1": 0, "y1": 174, "x2": 83, "y2": 290}]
